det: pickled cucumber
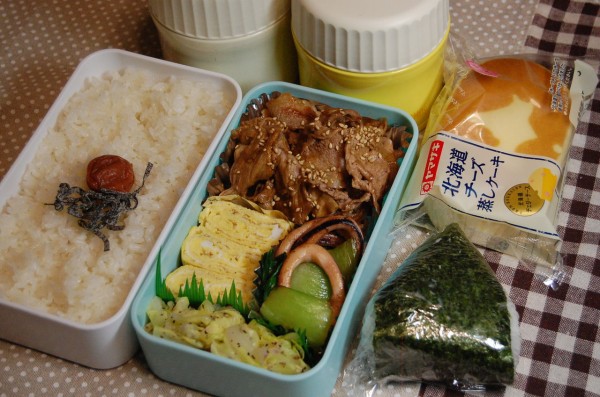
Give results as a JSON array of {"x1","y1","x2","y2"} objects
[
  {"x1": 288, "y1": 239, "x2": 359, "y2": 300},
  {"x1": 289, "y1": 262, "x2": 331, "y2": 300},
  {"x1": 260, "y1": 286, "x2": 333, "y2": 348}
]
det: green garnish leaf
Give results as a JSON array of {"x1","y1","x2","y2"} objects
[
  {"x1": 294, "y1": 328, "x2": 318, "y2": 367},
  {"x1": 174, "y1": 275, "x2": 249, "y2": 317},
  {"x1": 215, "y1": 280, "x2": 250, "y2": 317},
  {"x1": 253, "y1": 248, "x2": 285, "y2": 305},
  {"x1": 154, "y1": 251, "x2": 249, "y2": 316},
  {"x1": 178, "y1": 273, "x2": 207, "y2": 308},
  {"x1": 155, "y1": 250, "x2": 175, "y2": 302}
]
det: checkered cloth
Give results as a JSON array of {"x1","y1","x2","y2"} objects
[
  {"x1": 514, "y1": 1, "x2": 600, "y2": 396},
  {"x1": 457, "y1": 2, "x2": 600, "y2": 396},
  {"x1": 338, "y1": 2, "x2": 600, "y2": 397},
  {"x1": 525, "y1": 0, "x2": 600, "y2": 62}
]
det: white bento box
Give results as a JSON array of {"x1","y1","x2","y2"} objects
[
  {"x1": 0, "y1": 49, "x2": 241, "y2": 369},
  {"x1": 131, "y1": 81, "x2": 419, "y2": 396}
]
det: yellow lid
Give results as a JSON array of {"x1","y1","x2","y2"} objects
[{"x1": 291, "y1": 0, "x2": 449, "y2": 73}]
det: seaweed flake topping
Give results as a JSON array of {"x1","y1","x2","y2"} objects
[{"x1": 47, "y1": 162, "x2": 153, "y2": 251}]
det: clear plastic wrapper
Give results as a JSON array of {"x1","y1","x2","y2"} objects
[
  {"x1": 396, "y1": 34, "x2": 598, "y2": 289},
  {"x1": 341, "y1": 223, "x2": 520, "y2": 394}
]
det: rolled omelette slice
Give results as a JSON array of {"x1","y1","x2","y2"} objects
[{"x1": 166, "y1": 195, "x2": 294, "y2": 304}]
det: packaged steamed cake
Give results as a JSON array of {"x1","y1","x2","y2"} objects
[{"x1": 397, "y1": 55, "x2": 598, "y2": 287}]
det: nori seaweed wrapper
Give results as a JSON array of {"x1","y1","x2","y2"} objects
[{"x1": 367, "y1": 223, "x2": 515, "y2": 390}]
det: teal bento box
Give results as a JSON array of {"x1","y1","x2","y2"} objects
[{"x1": 130, "y1": 81, "x2": 419, "y2": 397}]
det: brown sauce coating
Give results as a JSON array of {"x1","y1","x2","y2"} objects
[{"x1": 86, "y1": 155, "x2": 135, "y2": 192}]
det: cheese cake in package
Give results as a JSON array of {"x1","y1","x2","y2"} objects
[{"x1": 397, "y1": 54, "x2": 598, "y2": 287}]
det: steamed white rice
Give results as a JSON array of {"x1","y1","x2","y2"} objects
[{"x1": 0, "y1": 68, "x2": 233, "y2": 324}]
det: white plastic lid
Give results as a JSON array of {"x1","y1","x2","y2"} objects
[
  {"x1": 292, "y1": 0, "x2": 449, "y2": 73},
  {"x1": 148, "y1": 0, "x2": 290, "y2": 40}
]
